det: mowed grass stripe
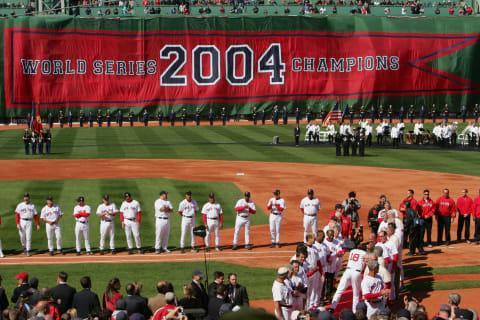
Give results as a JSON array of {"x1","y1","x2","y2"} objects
[
  {"x1": 404, "y1": 265, "x2": 480, "y2": 277},
  {"x1": 0, "y1": 177, "x2": 268, "y2": 254}
]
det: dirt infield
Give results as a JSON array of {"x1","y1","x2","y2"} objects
[{"x1": 1, "y1": 159, "x2": 480, "y2": 312}]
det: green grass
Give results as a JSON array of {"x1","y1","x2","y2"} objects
[
  {"x1": 0, "y1": 177, "x2": 268, "y2": 254},
  {"x1": 1, "y1": 123, "x2": 480, "y2": 176},
  {"x1": 404, "y1": 265, "x2": 480, "y2": 277},
  {"x1": 0, "y1": 261, "x2": 276, "y2": 301},
  {"x1": 403, "y1": 280, "x2": 480, "y2": 292}
]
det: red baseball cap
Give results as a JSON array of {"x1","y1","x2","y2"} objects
[{"x1": 14, "y1": 272, "x2": 28, "y2": 281}]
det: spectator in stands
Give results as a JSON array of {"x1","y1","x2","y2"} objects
[
  {"x1": 459, "y1": 6, "x2": 464, "y2": 14},
  {"x1": 11, "y1": 272, "x2": 29, "y2": 304},
  {"x1": 152, "y1": 292, "x2": 176, "y2": 320},
  {"x1": 208, "y1": 284, "x2": 230, "y2": 320},
  {"x1": 435, "y1": 7, "x2": 440, "y2": 13},
  {"x1": 124, "y1": 283, "x2": 150, "y2": 317},
  {"x1": 50, "y1": 272, "x2": 76, "y2": 315},
  {"x1": 332, "y1": 5, "x2": 337, "y2": 13},
  {"x1": 148, "y1": 282, "x2": 168, "y2": 314},
  {"x1": 466, "y1": 5, "x2": 472, "y2": 14},
  {"x1": 103, "y1": 278, "x2": 123, "y2": 314},
  {"x1": 72, "y1": 276, "x2": 100, "y2": 319},
  {"x1": 384, "y1": 6, "x2": 390, "y2": 13},
  {"x1": 112, "y1": 299, "x2": 128, "y2": 320},
  {"x1": 448, "y1": 6, "x2": 454, "y2": 14},
  {"x1": 177, "y1": 284, "x2": 202, "y2": 309}
]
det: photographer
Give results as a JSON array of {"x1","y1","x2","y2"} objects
[{"x1": 342, "y1": 192, "x2": 361, "y2": 228}]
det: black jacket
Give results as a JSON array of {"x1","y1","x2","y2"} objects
[
  {"x1": 50, "y1": 283, "x2": 77, "y2": 315},
  {"x1": 226, "y1": 284, "x2": 249, "y2": 306},
  {"x1": 11, "y1": 283, "x2": 29, "y2": 304},
  {"x1": 191, "y1": 281, "x2": 208, "y2": 310},
  {"x1": 124, "y1": 295, "x2": 151, "y2": 318},
  {"x1": 207, "y1": 282, "x2": 221, "y2": 300},
  {"x1": 72, "y1": 288, "x2": 100, "y2": 319},
  {"x1": 207, "y1": 297, "x2": 228, "y2": 320}
]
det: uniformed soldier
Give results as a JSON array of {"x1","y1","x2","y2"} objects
[
  {"x1": 359, "y1": 128, "x2": 366, "y2": 156},
  {"x1": 59, "y1": 110, "x2": 65, "y2": 128},
  {"x1": 431, "y1": 104, "x2": 437, "y2": 123},
  {"x1": 79, "y1": 110, "x2": 85, "y2": 127},
  {"x1": 26, "y1": 112, "x2": 31, "y2": 126},
  {"x1": 306, "y1": 106, "x2": 312, "y2": 123},
  {"x1": 349, "y1": 106, "x2": 355, "y2": 124},
  {"x1": 88, "y1": 111, "x2": 94, "y2": 127},
  {"x1": 106, "y1": 110, "x2": 112, "y2": 127},
  {"x1": 68, "y1": 111, "x2": 73, "y2": 128},
  {"x1": 47, "y1": 112, "x2": 53, "y2": 129},
  {"x1": 378, "y1": 105, "x2": 384, "y2": 123},
  {"x1": 351, "y1": 128, "x2": 359, "y2": 156},
  {"x1": 128, "y1": 110, "x2": 134, "y2": 127},
  {"x1": 335, "y1": 133, "x2": 342, "y2": 156},
  {"x1": 408, "y1": 105, "x2": 415, "y2": 124},
  {"x1": 252, "y1": 107, "x2": 257, "y2": 125},
  {"x1": 22, "y1": 129, "x2": 31, "y2": 155},
  {"x1": 45, "y1": 129, "x2": 52, "y2": 154},
  {"x1": 158, "y1": 110, "x2": 164, "y2": 126},
  {"x1": 320, "y1": 106, "x2": 326, "y2": 123},
  {"x1": 343, "y1": 132, "x2": 351, "y2": 156},
  {"x1": 221, "y1": 107, "x2": 227, "y2": 126},
  {"x1": 142, "y1": 109, "x2": 149, "y2": 127},
  {"x1": 181, "y1": 108, "x2": 187, "y2": 126},
  {"x1": 360, "y1": 105, "x2": 366, "y2": 122},
  {"x1": 117, "y1": 110, "x2": 123, "y2": 127},
  {"x1": 443, "y1": 104, "x2": 449, "y2": 122},
  {"x1": 38, "y1": 132, "x2": 44, "y2": 155},
  {"x1": 294, "y1": 124, "x2": 300, "y2": 146},
  {"x1": 261, "y1": 109, "x2": 266, "y2": 125},
  {"x1": 168, "y1": 108, "x2": 175, "y2": 126},
  {"x1": 195, "y1": 108, "x2": 201, "y2": 126},
  {"x1": 369, "y1": 106, "x2": 375, "y2": 123},
  {"x1": 97, "y1": 109, "x2": 103, "y2": 127},
  {"x1": 419, "y1": 105, "x2": 426, "y2": 123},
  {"x1": 31, "y1": 132, "x2": 37, "y2": 155},
  {"x1": 474, "y1": 104, "x2": 479, "y2": 124},
  {"x1": 399, "y1": 105, "x2": 405, "y2": 123},
  {"x1": 282, "y1": 106, "x2": 288, "y2": 125},
  {"x1": 460, "y1": 105, "x2": 467, "y2": 123},
  {"x1": 295, "y1": 107, "x2": 301, "y2": 124},
  {"x1": 208, "y1": 108, "x2": 214, "y2": 126}
]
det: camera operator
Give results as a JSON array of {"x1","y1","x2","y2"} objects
[
  {"x1": 342, "y1": 192, "x2": 361, "y2": 228},
  {"x1": 368, "y1": 205, "x2": 380, "y2": 234}
]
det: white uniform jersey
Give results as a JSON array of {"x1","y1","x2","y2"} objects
[
  {"x1": 314, "y1": 241, "x2": 329, "y2": 267},
  {"x1": 300, "y1": 197, "x2": 321, "y2": 215},
  {"x1": 346, "y1": 249, "x2": 366, "y2": 271},
  {"x1": 272, "y1": 280, "x2": 293, "y2": 305},
  {"x1": 73, "y1": 204, "x2": 91, "y2": 223},
  {"x1": 361, "y1": 274, "x2": 385, "y2": 299},
  {"x1": 178, "y1": 199, "x2": 198, "y2": 218},
  {"x1": 375, "y1": 242, "x2": 389, "y2": 260},
  {"x1": 323, "y1": 239, "x2": 342, "y2": 273},
  {"x1": 390, "y1": 127, "x2": 399, "y2": 138},
  {"x1": 306, "y1": 124, "x2": 316, "y2": 135},
  {"x1": 201, "y1": 202, "x2": 222, "y2": 219},
  {"x1": 96, "y1": 202, "x2": 118, "y2": 221},
  {"x1": 120, "y1": 200, "x2": 141, "y2": 220},
  {"x1": 414, "y1": 123, "x2": 423, "y2": 135},
  {"x1": 154, "y1": 199, "x2": 173, "y2": 218},
  {"x1": 268, "y1": 197, "x2": 286, "y2": 214},
  {"x1": 15, "y1": 202, "x2": 38, "y2": 219},
  {"x1": 397, "y1": 122, "x2": 405, "y2": 130},
  {"x1": 40, "y1": 204, "x2": 63, "y2": 223},
  {"x1": 305, "y1": 245, "x2": 319, "y2": 269},
  {"x1": 376, "y1": 125, "x2": 383, "y2": 135},
  {"x1": 377, "y1": 208, "x2": 399, "y2": 219},
  {"x1": 393, "y1": 218, "x2": 404, "y2": 243},
  {"x1": 384, "y1": 239, "x2": 398, "y2": 261},
  {"x1": 235, "y1": 199, "x2": 256, "y2": 217},
  {"x1": 327, "y1": 124, "x2": 336, "y2": 135},
  {"x1": 377, "y1": 221, "x2": 388, "y2": 235},
  {"x1": 433, "y1": 125, "x2": 442, "y2": 137}
]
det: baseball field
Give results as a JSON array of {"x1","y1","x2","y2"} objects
[{"x1": 0, "y1": 120, "x2": 479, "y2": 314}]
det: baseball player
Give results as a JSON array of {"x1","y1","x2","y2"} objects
[
  {"x1": 40, "y1": 195, "x2": 64, "y2": 256},
  {"x1": 96, "y1": 194, "x2": 118, "y2": 255},
  {"x1": 322, "y1": 229, "x2": 342, "y2": 303},
  {"x1": 267, "y1": 190, "x2": 286, "y2": 248},
  {"x1": 304, "y1": 233, "x2": 323, "y2": 311},
  {"x1": 272, "y1": 267, "x2": 293, "y2": 320},
  {"x1": 15, "y1": 193, "x2": 40, "y2": 256},
  {"x1": 330, "y1": 246, "x2": 367, "y2": 313},
  {"x1": 300, "y1": 189, "x2": 321, "y2": 242},
  {"x1": 201, "y1": 193, "x2": 223, "y2": 252},
  {"x1": 120, "y1": 192, "x2": 143, "y2": 254},
  {"x1": 361, "y1": 260, "x2": 389, "y2": 318},
  {"x1": 73, "y1": 196, "x2": 93, "y2": 255},
  {"x1": 178, "y1": 190, "x2": 199, "y2": 253},
  {"x1": 233, "y1": 191, "x2": 256, "y2": 250},
  {"x1": 154, "y1": 191, "x2": 173, "y2": 253}
]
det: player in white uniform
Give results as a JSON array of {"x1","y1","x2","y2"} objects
[
  {"x1": 154, "y1": 191, "x2": 173, "y2": 253},
  {"x1": 361, "y1": 260, "x2": 389, "y2": 318},
  {"x1": 233, "y1": 191, "x2": 256, "y2": 250},
  {"x1": 96, "y1": 194, "x2": 118, "y2": 255},
  {"x1": 304, "y1": 233, "x2": 323, "y2": 310},
  {"x1": 272, "y1": 267, "x2": 293, "y2": 320},
  {"x1": 300, "y1": 189, "x2": 321, "y2": 242},
  {"x1": 15, "y1": 193, "x2": 40, "y2": 256},
  {"x1": 330, "y1": 248, "x2": 367, "y2": 313},
  {"x1": 120, "y1": 192, "x2": 143, "y2": 254},
  {"x1": 40, "y1": 195, "x2": 64, "y2": 256},
  {"x1": 201, "y1": 193, "x2": 223, "y2": 252},
  {"x1": 178, "y1": 190, "x2": 199, "y2": 253},
  {"x1": 73, "y1": 196, "x2": 93, "y2": 255},
  {"x1": 323, "y1": 229, "x2": 342, "y2": 302},
  {"x1": 289, "y1": 260, "x2": 307, "y2": 311},
  {"x1": 267, "y1": 190, "x2": 286, "y2": 248}
]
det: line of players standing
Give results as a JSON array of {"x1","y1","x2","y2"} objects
[{"x1": 21, "y1": 129, "x2": 52, "y2": 155}]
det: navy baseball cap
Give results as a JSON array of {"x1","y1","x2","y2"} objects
[
  {"x1": 307, "y1": 189, "x2": 314, "y2": 194},
  {"x1": 123, "y1": 192, "x2": 131, "y2": 198},
  {"x1": 208, "y1": 193, "x2": 215, "y2": 198},
  {"x1": 103, "y1": 194, "x2": 109, "y2": 200},
  {"x1": 244, "y1": 191, "x2": 251, "y2": 197},
  {"x1": 185, "y1": 190, "x2": 192, "y2": 195},
  {"x1": 273, "y1": 190, "x2": 280, "y2": 195},
  {"x1": 159, "y1": 191, "x2": 167, "y2": 196},
  {"x1": 46, "y1": 195, "x2": 53, "y2": 201},
  {"x1": 77, "y1": 196, "x2": 85, "y2": 202}
]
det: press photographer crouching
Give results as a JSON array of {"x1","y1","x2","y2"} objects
[{"x1": 342, "y1": 192, "x2": 361, "y2": 228}]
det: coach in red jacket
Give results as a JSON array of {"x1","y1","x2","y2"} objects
[
  {"x1": 472, "y1": 189, "x2": 480, "y2": 245},
  {"x1": 435, "y1": 188, "x2": 456, "y2": 246},
  {"x1": 399, "y1": 189, "x2": 418, "y2": 217},
  {"x1": 418, "y1": 189, "x2": 435, "y2": 248},
  {"x1": 456, "y1": 189, "x2": 473, "y2": 243}
]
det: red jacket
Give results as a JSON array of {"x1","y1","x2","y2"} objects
[
  {"x1": 399, "y1": 197, "x2": 418, "y2": 216},
  {"x1": 436, "y1": 196, "x2": 456, "y2": 217},
  {"x1": 472, "y1": 196, "x2": 480, "y2": 219},
  {"x1": 327, "y1": 212, "x2": 352, "y2": 238},
  {"x1": 418, "y1": 198, "x2": 435, "y2": 218},
  {"x1": 457, "y1": 196, "x2": 473, "y2": 216}
]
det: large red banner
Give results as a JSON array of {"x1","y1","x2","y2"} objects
[{"x1": 4, "y1": 28, "x2": 480, "y2": 108}]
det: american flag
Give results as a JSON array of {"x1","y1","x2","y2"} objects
[{"x1": 322, "y1": 102, "x2": 342, "y2": 126}]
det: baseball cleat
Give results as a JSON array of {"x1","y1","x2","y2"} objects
[
  {"x1": 232, "y1": 245, "x2": 238, "y2": 250},
  {"x1": 87, "y1": 251, "x2": 93, "y2": 255},
  {"x1": 0, "y1": 253, "x2": 4, "y2": 258},
  {"x1": 128, "y1": 250, "x2": 134, "y2": 255},
  {"x1": 100, "y1": 250, "x2": 104, "y2": 255},
  {"x1": 180, "y1": 249, "x2": 185, "y2": 254},
  {"x1": 26, "y1": 251, "x2": 31, "y2": 257},
  {"x1": 270, "y1": 243, "x2": 275, "y2": 248},
  {"x1": 76, "y1": 252, "x2": 81, "y2": 256},
  {"x1": 428, "y1": 244, "x2": 433, "y2": 248},
  {"x1": 163, "y1": 249, "x2": 171, "y2": 253},
  {"x1": 111, "y1": 249, "x2": 116, "y2": 255},
  {"x1": 205, "y1": 247, "x2": 210, "y2": 252},
  {"x1": 58, "y1": 250, "x2": 65, "y2": 255},
  {"x1": 138, "y1": 249, "x2": 144, "y2": 254},
  {"x1": 49, "y1": 251, "x2": 54, "y2": 256},
  {"x1": 215, "y1": 247, "x2": 222, "y2": 252},
  {"x1": 155, "y1": 250, "x2": 161, "y2": 254},
  {"x1": 276, "y1": 243, "x2": 281, "y2": 248},
  {"x1": 245, "y1": 245, "x2": 252, "y2": 250},
  {"x1": 467, "y1": 240, "x2": 471, "y2": 244},
  {"x1": 191, "y1": 248, "x2": 198, "y2": 253}
]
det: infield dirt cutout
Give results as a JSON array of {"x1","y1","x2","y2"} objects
[{"x1": 1, "y1": 159, "x2": 479, "y2": 312}]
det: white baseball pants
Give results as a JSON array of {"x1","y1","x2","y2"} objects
[
  {"x1": 99, "y1": 221, "x2": 115, "y2": 250},
  {"x1": 18, "y1": 219, "x2": 33, "y2": 251},
  {"x1": 303, "y1": 215, "x2": 317, "y2": 242},
  {"x1": 233, "y1": 216, "x2": 250, "y2": 245},
  {"x1": 306, "y1": 272, "x2": 323, "y2": 311},
  {"x1": 45, "y1": 223, "x2": 62, "y2": 252},
  {"x1": 124, "y1": 219, "x2": 141, "y2": 249},
  {"x1": 331, "y1": 269, "x2": 362, "y2": 312},
  {"x1": 205, "y1": 219, "x2": 220, "y2": 248},
  {"x1": 275, "y1": 306, "x2": 292, "y2": 320},
  {"x1": 75, "y1": 222, "x2": 91, "y2": 252},
  {"x1": 269, "y1": 214, "x2": 282, "y2": 243},
  {"x1": 366, "y1": 300, "x2": 385, "y2": 318},
  {"x1": 155, "y1": 218, "x2": 170, "y2": 250},
  {"x1": 180, "y1": 216, "x2": 195, "y2": 248}
]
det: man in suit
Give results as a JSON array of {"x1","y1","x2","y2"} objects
[
  {"x1": 207, "y1": 271, "x2": 224, "y2": 300},
  {"x1": 50, "y1": 271, "x2": 76, "y2": 315},
  {"x1": 226, "y1": 273, "x2": 249, "y2": 307},
  {"x1": 207, "y1": 284, "x2": 229, "y2": 320},
  {"x1": 72, "y1": 276, "x2": 100, "y2": 319},
  {"x1": 191, "y1": 269, "x2": 208, "y2": 311},
  {"x1": 124, "y1": 283, "x2": 151, "y2": 318},
  {"x1": 147, "y1": 282, "x2": 168, "y2": 315},
  {"x1": 11, "y1": 272, "x2": 30, "y2": 304}
]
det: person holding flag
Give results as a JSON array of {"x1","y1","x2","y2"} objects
[{"x1": 322, "y1": 102, "x2": 343, "y2": 127}]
